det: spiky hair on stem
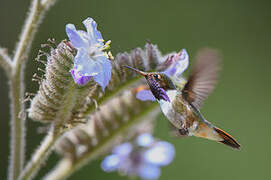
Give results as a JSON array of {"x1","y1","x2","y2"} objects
[{"x1": 28, "y1": 40, "x2": 96, "y2": 127}]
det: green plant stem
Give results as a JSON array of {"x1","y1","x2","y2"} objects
[
  {"x1": 7, "y1": 0, "x2": 58, "y2": 179},
  {"x1": 18, "y1": 126, "x2": 61, "y2": 180},
  {"x1": 83, "y1": 77, "x2": 141, "y2": 116},
  {"x1": 8, "y1": 66, "x2": 26, "y2": 180},
  {"x1": 43, "y1": 158, "x2": 73, "y2": 180},
  {"x1": 18, "y1": 82, "x2": 77, "y2": 180},
  {"x1": 13, "y1": 0, "x2": 56, "y2": 70},
  {"x1": 43, "y1": 105, "x2": 159, "y2": 180},
  {"x1": 18, "y1": 79, "x2": 142, "y2": 179},
  {"x1": 0, "y1": 48, "x2": 12, "y2": 75}
]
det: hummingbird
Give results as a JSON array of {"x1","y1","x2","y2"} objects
[{"x1": 124, "y1": 49, "x2": 240, "y2": 149}]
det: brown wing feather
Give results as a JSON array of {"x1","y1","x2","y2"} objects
[{"x1": 182, "y1": 48, "x2": 221, "y2": 109}]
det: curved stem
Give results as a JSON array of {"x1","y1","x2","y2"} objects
[
  {"x1": 43, "y1": 158, "x2": 73, "y2": 180},
  {"x1": 83, "y1": 77, "x2": 140, "y2": 116},
  {"x1": 44, "y1": 105, "x2": 159, "y2": 180},
  {"x1": 0, "y1": 48, "x2": 12, "y2": 75},
  {"x1": 18, "y1": 126, "x2": 60, "y2": 180},
  {"x1": 13, "y1": 0, "x2": 56, "y2": 70},
  {"x1": 8, "y1": 0, "x2": 58, "y2": 179},
  {"x1": 18, "y1": 81, "x2": 77, "y2": 180}
]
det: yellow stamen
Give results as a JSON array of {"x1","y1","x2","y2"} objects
[
  {"x1": 107, "y1": 51, "x2": 114, "y2": 60},
  {"x1": 102, "y1": 40, "x2": 111, "y2": 50},
  {"x1": 105, "y1": 40, "x2": 111, "y2": 46}
]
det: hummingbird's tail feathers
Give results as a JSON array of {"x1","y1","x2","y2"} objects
[
  {"x1": 213, "y1": 127, "x2": 241, "y2": 150},
  {"x1": 193, "y1": 123, "x2": 240, "y2": 150}
]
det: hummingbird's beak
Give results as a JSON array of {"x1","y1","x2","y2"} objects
[{"x1": 123, "y1": 65, "x2": 148, "y2": 76}]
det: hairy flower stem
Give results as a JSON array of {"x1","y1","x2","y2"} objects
[
  {"x1": 43, "y1": 158, "x2": 73, "y2": 180},
  {"x1": 44, "y1": 105, "x2": 159, "y2": 180},
  {"x1": 13, "y1": 0, "x2": 56, "y2": 69},
  {"x1": 7, "y1": 0, "x2": 58, "y2": 179},
  {"x1": 19, "y1": 82, "x2": 80, "y2": 180},
  {"x1": 20, "y1": 78, "x2": 140, "y2": 180},
  {"x1": 0, "y1": 48, "x2": 12, "y2": 76},
  {"x1": 8, "y1": 65, "x2": 26, "y2": 180},
  {"x1": 18, "y1": 126, "x2": 61, "y2": 180},
  {"x1": 83, "y1": 77, "x2": 140, "y2": 116}
]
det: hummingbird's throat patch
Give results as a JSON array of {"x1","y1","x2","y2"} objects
[{"x1": 147, "y1": 79, "x2": 170, "y2": 102}]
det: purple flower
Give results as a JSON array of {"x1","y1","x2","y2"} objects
[
  {"x1": 136, "y1": 49, "x2": 189, "y2": 101},
  {"x1": 136, "y1": 89, "x2": 156, "y2": 102},
  {"x1": 66, "y1": 17, "x2": 112, "y2": 90},
  {"x1": 163, "y1": 49, "x2": 189, "y2": 77},
  {"x1": 101, "y1": 133, "x2": 175, "y2": 180}
]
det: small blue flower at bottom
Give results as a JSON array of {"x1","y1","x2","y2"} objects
[
  {"x1": 101, "y1": 133, "x2": 175, "y2": 180},
  {"x1": 66, "y1": 17, "x2": 112, "y2": 91}
]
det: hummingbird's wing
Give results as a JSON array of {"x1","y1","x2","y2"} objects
[{"x1": 182, "y1": 48, "x2": 221, "y2": 109}]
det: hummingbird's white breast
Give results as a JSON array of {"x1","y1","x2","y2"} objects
[{"x1": 158, "y1": 90, "x2": 185, "y2": 129}]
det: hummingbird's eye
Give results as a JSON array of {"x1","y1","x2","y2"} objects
[{"x1": 153, "y1": 74, "x2": 161, "y2": 81}]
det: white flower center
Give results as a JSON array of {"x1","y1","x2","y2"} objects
[{"x1": 88, "y1": 41, "x2": 111, "y2": 60}]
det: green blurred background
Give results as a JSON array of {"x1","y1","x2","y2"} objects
[{"x1": 1, "y1": 0, "x2": 271, "y2": 179}]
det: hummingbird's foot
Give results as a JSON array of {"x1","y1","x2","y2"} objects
[
  {"x1": 178, "y1": 128, "x2": 188, "y2": 136},
  {"x1": 179, "y1": 123, "x2": 189, "y2": 135}
]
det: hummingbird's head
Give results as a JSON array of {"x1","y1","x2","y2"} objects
[{"x1": 124, "y1": 65, "x2": 176, "y2": 102}]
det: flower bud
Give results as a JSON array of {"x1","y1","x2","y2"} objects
[{"x1": 28, "y1": 41, "x2": 97, "y2": 126}]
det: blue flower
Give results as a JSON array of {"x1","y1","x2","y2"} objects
[
  {"x1": 66, "y1": 17, "x2": 112, "y2": 90},
  {"x1": 101, "y1": 133, "x2": 175, "y2": 180},
  {"x1": 163, "y1": 49, "x2": 189, "y2": 77},
  {"x1": 133, "y1": 85, "x2": 156, "y2": 102},
  {"x1": 136, "y1": 49, "x2": 189, "y2": 101}
]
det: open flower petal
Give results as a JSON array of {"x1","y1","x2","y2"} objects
[
  {"x1": 73, "y1": 50, "x2": 100, "y2": 76},
  {"x1": 137, "y1": 133, "x2": 155, "y2": 147},
  {"x1": 113, "y1": 143, "x2": 132, "y2": 157},
  {"x1": 73, "y1": 51, "x2": 111, "y2": 89},
  {"x1": 138, "y1": 163, "x2": 160, "y2": 180},
  {"x1": 77, "y1": 30, "x2": 89, "y2": 41},
  {"x1": 136, "y1": 90, "x2": 156, "y2": 101},
  {"x1": 144, "y1": 141, "x2": 175, "y2": 166},
  {"x1": 83, "y1": 17, "x2": 103, "y2": 46},
  {"x1": 101, "y1": 134, "x2": 175, "y2": 180},
  {"x1": 66, "y1": 17, "x2": 112, "y2": 88},
  {"x1": 92, "y1": 56, "x2": 112, "y2": 91},
  {"x1": 65, "y1": 24, "x2": 88, "y2": 49},
  {"x1": 71, "y1": 68, "x2": 91, "y2": 86},
  {"x1": 101, "y1": 154, "x2": 120, "y2": 172},
  {"x1": 163, "y1": 49, "x2": 189, "y2": 77}
]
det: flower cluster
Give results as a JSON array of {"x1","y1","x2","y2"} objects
[
  {"x1": 136, "y1": 49, "x2": 189, "y2": 101},
  {"x1": 101, "y1": 133, "x2": 175, "y2": 180},
  {"x1": 66, "y1": 17, "x2": 112, "y2": 90}
]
